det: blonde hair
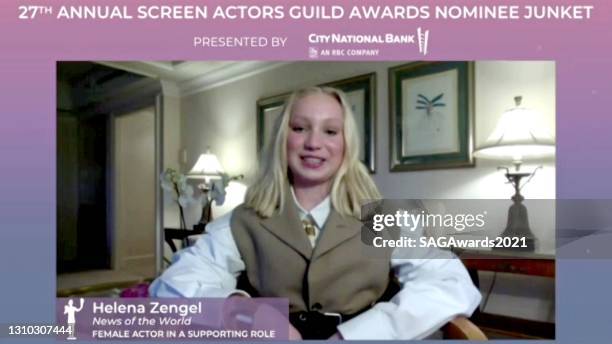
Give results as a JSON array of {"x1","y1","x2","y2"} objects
[{"x1": 245, "y1": 86, "x2": 380, "y2": 218}]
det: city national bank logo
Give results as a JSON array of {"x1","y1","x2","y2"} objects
[
  {"x1": 64, "y1": 298, "x2": 84, "y2": 340},
  {"x1": 417, "y1": 27, "x2": 429, "y2": 55}
]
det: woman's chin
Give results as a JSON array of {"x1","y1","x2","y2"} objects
[{"x1": 292, "y1": 172, "x2": 333, "y2": 188}]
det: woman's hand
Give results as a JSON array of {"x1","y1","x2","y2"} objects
[{"x1": 222, "y1": 295, "x2": 256, "y2": 329}]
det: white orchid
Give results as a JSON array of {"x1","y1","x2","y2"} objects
[
  {"x1": 178, "y1": 185, "x2": 195, "y2": 207},
  {"x1": 160, "y1": 168, "x2": 199, "y2": 229},
  {"x1": 160, "y1": 168, "x2": 196, "y2": 206},
  {"x1": 160, "y1": 170, "x2": 176, "y2": 192}
]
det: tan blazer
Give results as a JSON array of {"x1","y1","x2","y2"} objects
[{"x1": 230, "y1": 195, "x2": 394, "y2": 314}]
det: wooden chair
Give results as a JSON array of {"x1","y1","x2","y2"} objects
[{"x1": 443, "y1": 316, "x2": 487, "y2": 340}]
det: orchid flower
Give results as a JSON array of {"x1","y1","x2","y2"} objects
[{"x1": 160, "y1": 168, "x2": 196, "y2": 205}]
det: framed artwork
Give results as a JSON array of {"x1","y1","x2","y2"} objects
[
  {"x1": 388, "y1": 61, "x2": 474, "y2": 171},
  {"x1": 256, "y1": 93, "x2": 290, "y2": 156},
  {"x1": 256, "y1": 72, "x2": 377, "y2": 173},
  {"x1": 323, "y1": 73, "x2": 376, "y2": 173}
]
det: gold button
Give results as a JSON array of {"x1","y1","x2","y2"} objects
[{"x1": 302, "y1": 219, "x2": 316, "y2": 236}]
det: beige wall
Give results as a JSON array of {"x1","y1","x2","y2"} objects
[
  {"x1": 161, "y1": 94, "x2": 182, "y2": 229},
  {"x1": 160, "y1": 91, "x2": 186, "y2": 261}
]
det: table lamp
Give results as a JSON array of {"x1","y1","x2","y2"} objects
[
  {"x1": 474, "y1": 96, "x2": 555, "y2": 251},
  {"x1": 187, "y1": 148, "x2": 224, "y2": 229}
]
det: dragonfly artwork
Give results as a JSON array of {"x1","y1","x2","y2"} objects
[
  {"x1": 416, "y1": 93, "x2": 447, "y2": 133},
  {"x1": 416, "y1": 93, "x2": 446, "y2": 116}
]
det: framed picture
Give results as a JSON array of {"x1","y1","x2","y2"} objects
[
  {"x1": 323, "y1": 73, "x2": 376, "y2": 173},
  {"x1": 389, "y1": 61, "x2": 474, "y2": 171},
  {"x1": 256, "y1": 93, "x2": 290, "y2": 156},
  {"x1": 256, "y1": 72, "x2": 377, "y2": 173}
]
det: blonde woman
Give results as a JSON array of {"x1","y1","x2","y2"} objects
[{"x1": 150, "y1": 87, "x2": 481, "y2": 340}]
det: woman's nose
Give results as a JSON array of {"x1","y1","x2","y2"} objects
[{"x1": 304, "y1": 130, "x2": 321, "y2": 150}]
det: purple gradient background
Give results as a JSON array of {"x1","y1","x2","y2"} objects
[{"x1": 1, "y1": 0, "x2": 612, "y2": 342}]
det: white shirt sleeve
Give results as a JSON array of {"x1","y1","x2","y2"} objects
[
  {"x1": 148, "y1": 211, "x2": 248, "y2": 298},
  {"x1": 337, "y1": 248, "x2": 482, "y2": 340}
]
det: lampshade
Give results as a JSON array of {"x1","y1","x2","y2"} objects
[
  {"x1": 188, "y1": 149, "x2": 224, "y2": 179},
  {"x1": 474, "y1": 96, "x2": 555, "y2": 162}
]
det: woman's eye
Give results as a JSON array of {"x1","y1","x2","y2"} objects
[
  {"x1": 291, "y1": 126, "x2": 304, "y2": 132},
  {"x1": 325, "y1": 129, "x2": 338, "y2": 136}
]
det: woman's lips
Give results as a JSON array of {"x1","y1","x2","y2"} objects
[{"x1": 301, "y1": 156, "x2": 325, "y2": 169}]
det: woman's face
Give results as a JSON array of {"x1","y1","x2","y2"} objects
[{"x1": 287, "y1": 92, "x2": 345, "y2": 189}]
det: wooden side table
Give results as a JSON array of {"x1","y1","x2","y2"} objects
[{"x1": 456, "y1": 249, "x2": 555, "y2": 339}]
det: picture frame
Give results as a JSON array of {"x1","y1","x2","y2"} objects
[
  {"x1": 323, "y1": 73, "x2": 376, "y2": 173},
  {"x1": 388, "y1": 61, "x2": 474, "y2": 171},
  {"x1": 256, "y1": 92, "x2": 290, "y2": 157},
  {"x1": 256, "y1": 72, "x2": 377, "y2": 173}
]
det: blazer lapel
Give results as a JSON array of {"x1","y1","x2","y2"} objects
[
  {"x1": 259, "y1": 196, "x2": 313, "y2": 260},
  {"x1": 312, "y1": 209, "x2": 361, "y2": 259}
]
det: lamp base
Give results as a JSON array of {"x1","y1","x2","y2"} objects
[{"x1": 493, "y1": 192, "x2": 537, "y2": 252}]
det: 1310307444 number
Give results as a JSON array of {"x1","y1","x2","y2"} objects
[{"x1": 8, "y1": 325, "x2": 72, "y2": 336}]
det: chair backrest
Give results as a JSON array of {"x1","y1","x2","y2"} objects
[{"x1": 443, "y1": 316, "x2": 488, "y2": 340}]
